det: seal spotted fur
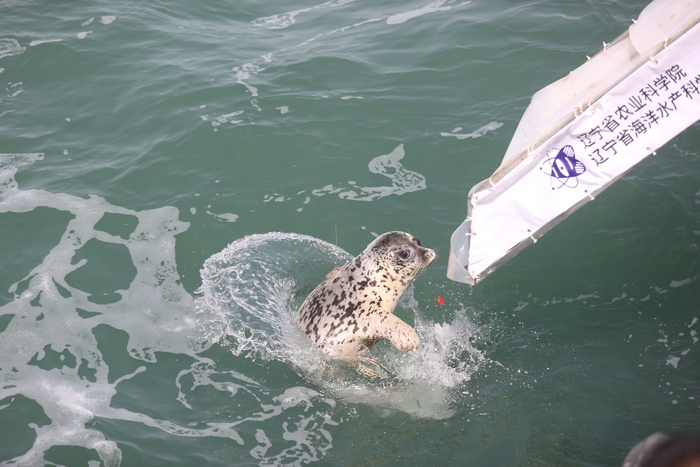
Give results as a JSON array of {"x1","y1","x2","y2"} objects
[{"x1": 295, "y1": 231, "x2": 436, "y2": 356}]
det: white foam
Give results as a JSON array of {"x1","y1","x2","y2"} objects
[
  {"x1": 6, "y1": 81, "x2": 23, "y2": 97},
  {"x1": 441, "y1": 121, "x2": 503, "y2": 139},
  {"x1": 233, "y1": 64, "x2": 264, "y2": 97},
  {"x1": 215, "y1": 110, "x2": 244, "y2": 125},
  {"x1": 248, "y1": 388, "x2": 336, "y2": 464},
  {"x1": 1, "y1": 156, "x2": 346, "y2": 464},
  {"x1": 0, "y1": 38, "x2": 27, "y2": 58},
  {"x1": 386, "y1": 0, "x2": 471, "y2": 25},
  {"x1": 252, "y1": 8, "x2": 310, "y2": 30},
  {"x1": 670, "y1": 278, "x2": 690, "y2": 288},
  {"x1": 29, "y1": 39, "x2": 64, "y2": 47},
  {"x1": 251, "y1": 0, "x2": 355, "y2": 29},
  {"x1": 207, "y1": 211, "x2": 239, "y2": 222},
  {"x1": 263, "y1": 193, "x2": 290, "y2": 202},
  {"x1": 264, "y1": 144, "x2": 426, "y2": 208},
  {"x1": 77, "y1": 31, "x2": 92, "y2": 39},
  {"x1": 610, "y1": 292, "x2": 628, "y2": 303},
  {"x1": 0, "y1": 152, "x2": 44, "y2": 167},
  {"x1": 276, "y1": 106, "x2": 289, "y2": 114},
  {"x1": 666, "y1": 356, "x2": 680, "y2": 368},
  {"x1": 0, "y1": 156, "x2": 192, "y2": 461},
  {"x1": 340, "y1": 144, "x2": 426, "y2": 201},
  {"x1": 100, "y1": 16, "x2": 116, "y2": 25},
  {"x1": 219, "y1": 110, "x2": 243, "y2": 120}
]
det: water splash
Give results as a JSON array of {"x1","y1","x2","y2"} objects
[
  {"x1": 197, "y1": 232, "x2": 487, "y2": 419},
  {"x1": 197, "y1": 231, "x2": 352, "y2": 361}
]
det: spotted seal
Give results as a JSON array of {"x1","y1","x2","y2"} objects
[{"x1": 295, "y1": 231, "x2": 436, "y2": 356}]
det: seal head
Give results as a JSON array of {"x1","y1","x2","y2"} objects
[{"x1": 294, "y1": 231, "x2": 436, "y2": 356}]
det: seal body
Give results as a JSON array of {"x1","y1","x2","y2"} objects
[{"x1": 295, "y1": 231, "x2": 436, "y2": 356}]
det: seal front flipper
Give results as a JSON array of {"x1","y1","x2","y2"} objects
[{"x1": 378, "y1": 314, "x2": 420, "y2": 351}]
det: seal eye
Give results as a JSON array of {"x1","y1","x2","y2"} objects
[{"x1": 397, "y1": 248, "x2": 413, "y2": 261}]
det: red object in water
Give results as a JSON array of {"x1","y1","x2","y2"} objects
[{"x1": 436, "y1": 296, "x2": 445, "y2": 305}]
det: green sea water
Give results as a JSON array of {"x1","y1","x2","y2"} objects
[{"x1": 1, "y1": 0, "x2": 698, "y2": 465}]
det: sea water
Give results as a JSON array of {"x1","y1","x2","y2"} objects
[{"x1": 1, "y1": 0, "x2": 698, "y2": 465}]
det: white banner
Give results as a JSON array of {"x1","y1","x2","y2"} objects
[{"x1": 448, "y1": 10, "x2": 700, "y2": 285}]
